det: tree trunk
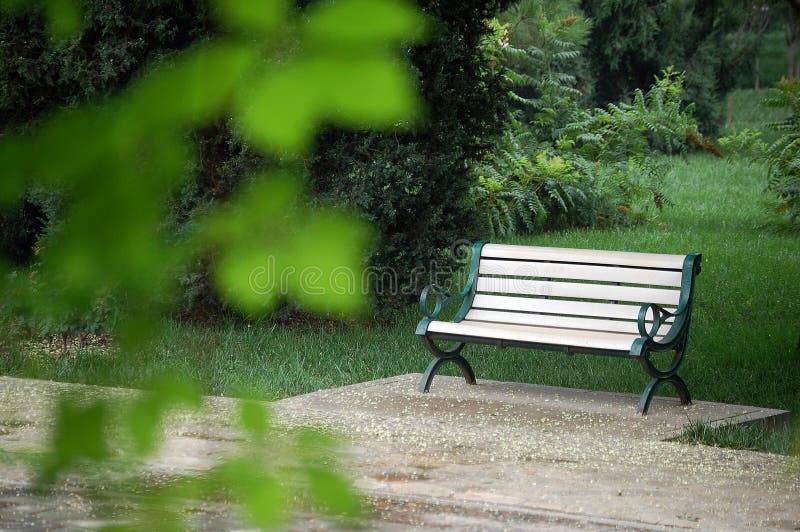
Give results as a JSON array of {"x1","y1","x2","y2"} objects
[
  {"x1": 786, "y1": 0, "x2": 800, "y2": 78},
  {"x1": 755, "y1": 54, "x2": 760, "y2": 89},
  {"x1": 726, "y1": 92, "x2": 735, "y2": 127}
]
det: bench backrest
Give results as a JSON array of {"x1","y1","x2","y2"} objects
[{"x1": 463, "y1": 243, "x2": 699, "y2": 337}]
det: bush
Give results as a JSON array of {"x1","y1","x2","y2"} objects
[
  {"x1": 0, "y1": 0, "x2": 209, "y2": 132},
  {"x1": 762, "y1": 78, "x2": 800, "y2": 224},
  {"x1": 470, "y1": 2, "x2": 701, "y2": 239},
  {"x1": 717, "y1": 128, "x2": 766, "y2": 162},
  {"x1": 1, "y1": 0, "x2": 515, "y2": 317},
  {"x1": 307, "y1": 0, "x2": 513, "y2": 304},
  {"x1": 580, "y1": 0, "x2": 760, "y2": 134},
  {"x1": 563, "y1": 68, "x2": 703, "y2": 161}
]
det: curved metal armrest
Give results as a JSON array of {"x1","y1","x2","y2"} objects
[
  {"x1": 419, "y1": 284, "x2": 465, "y2": 319},
  {"x1": 637, "y1": 302, "x2": 688, "y2": 344}
]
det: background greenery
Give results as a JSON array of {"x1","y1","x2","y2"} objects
[
  {"x1": 5, "y1": 149, "x2": 798, "y2": 444},
  {"x1": 1, "y1": 0, "x2": 798, "y2": 473}
]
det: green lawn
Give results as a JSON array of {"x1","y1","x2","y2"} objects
[
  {"x1": 4, "y1": 153, "x2": 799, "y2": 423},
  {"x1": 721, "y1": 88, "x2": 789, "y2": 144}
]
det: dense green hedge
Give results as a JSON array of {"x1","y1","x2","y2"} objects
[
  {"x1": 0, "y1": 0, "x2": 211, "y2": 275},
  {"x1": 0, "y1": 0, "x2": 512, "y2": 319},
  {"x1": 308, "y1": 0, "x2": 511, "y2": 303}
]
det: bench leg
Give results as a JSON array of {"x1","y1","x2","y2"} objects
[
  {"x1": 418, "y1": 336, "x2": 475, "y2": 393},
  {"x1": 638, "y1": 348, "x2": 691, "y2": 415},
  {"x1": 638, "y1": 375, "x2": 691, "y2": 415}
]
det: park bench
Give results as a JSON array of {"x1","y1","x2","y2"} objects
[{"x1": 415, "y1": 242, "x2": 702, "y2": 414}]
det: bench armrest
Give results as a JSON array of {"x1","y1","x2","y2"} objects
[
  {"x1": 416, "y1": 241, "x2": 487, "y2": 336},
  {"x1": 419, "y1": 284, "x2": 468, "y2": 320},
  {"x1": 634, "y1": 253, "x2": 701, "y2": 352},
  {"x1": 636, "y1": 302, "x2": 688, "y2": 346}
]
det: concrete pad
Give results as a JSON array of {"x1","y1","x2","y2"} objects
[
  {"x1": 0, "y1": 375, "x2": 797, "y2": 530},
  {"x1": 273, "y1": 374, "x2": 798, "y2": 530},
  {"x1": 277, "y1": 374, "x2": 789, "y2": 441}
]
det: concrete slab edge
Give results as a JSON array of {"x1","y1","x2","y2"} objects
[{"x1": 363, "y1": 490, "x2": 677, "y2": 531}]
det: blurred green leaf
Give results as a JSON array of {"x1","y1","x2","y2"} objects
[
  {"x1": 202, "y1": 175, "x2": 299, "y2": 244},
  {"x1": 202, "y1": 175, "x2": 370, "y2": 315},
  {"x1": 120, "y1": 42, "x2": 255, "y2": 136},
  {"x1": 240, "y1": 401, "x2": 269, "y2": 440},
  {"x1": 239, "y1": 57, "x2": 418, "y2": 153},
  {"x1": 237, "y1": 66, "x2": 322, "y2": 153},
  {"x1": 212, "y1": 0, "x2": 288, "y2": 34},
  {"x1": 34, "y1": 140, "x2": 187, "y2": 327},
  {"x1": 0, "y1": 107, "x2": 113, "y2": 192},
  {"x1": 41, "y1": 397, "x2": 109, "y2": 485},
  {"x1": 150, "y1": 375, "x2": 201, "y2": 408},
  {"x1": 127, "y1": 376, "x2": 200, "y2": 455},
  {"x1": 243, "y1": 473, "x2": 283, "y2": 528},
  {"x1": 296, "y1": 429, "x2": 361, "y2": 517},
  {"x1": 306, "y1": 466, "x2": 361, "y2": 517},
  {"x1": 216, "y1": 246, "x2": 285, "y2": 314},
  {"x1": 202, "y1": 175, "x2": 298, "y2": 314},
  {"x1": 128, "y1": 396, "x2": 162, "y2": 455},
  {"x1": 304, "y1": 0, "x2": 426, "y2": 47},
  {"x1": 2, "y1": 0, "x2": 430, "y2": 523},
  {"x1": 322, "y1": 57, "x2": 419, "y2": 127},
  {"x1": 286, "y1": 208, "x2": 372, "y2": 314},
  {"x1": 45, "y1": 0, "x2": 81, "y2": 39},
  {"x1": 216, "y1": 457, "x2": 284, "y2": 528}
]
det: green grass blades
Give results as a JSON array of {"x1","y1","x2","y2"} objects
[{"x1": 674, "y1": 420, "x2": 794, "y2": 455}]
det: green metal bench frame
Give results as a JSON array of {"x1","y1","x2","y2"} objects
[{"x1": 415, "y1": 241, "x2": 702, "y2": 414}]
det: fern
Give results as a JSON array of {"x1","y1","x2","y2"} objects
[
  {"x1": 759, "y1": 79, "x2": 800, "y2": 223},
  {"x1": 470, "y1": 2, "x2": 688, "y2": 239}
]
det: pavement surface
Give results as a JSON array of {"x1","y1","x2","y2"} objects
[{"x1": 0, "y1": 374, "x2": 797, "y2": 530}]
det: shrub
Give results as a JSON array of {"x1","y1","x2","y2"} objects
[
  {"x1": 0, "y1": 0, "x2": 209, "y2": 132},
  {"x1": 762, "y1": 78, "x2": 800, "y2": 224},
  {"x1": 564, "y1": 68, "x2": 703, "y2": 161},
  {"x1": 493, "y1": 0, "x2": 593, "y2": 136},
  {"x1": 307, "y1": 0, "x2": 513, "y2": 304},
  {"x1": 1, "y1": 0, "x2": 515, "y2": 316},
  {"x1": 717, "y1": 128, "x2": 766, "y2": 162},
  {"x1": 471, "y1": 2, "x2": 700, "y2": 239},
  {"x1": 580, "y1": 0, "x2": 760, "y2": 134},
  {"x1": 469, "y1": 124, "x2": 589, "y2": 236}
]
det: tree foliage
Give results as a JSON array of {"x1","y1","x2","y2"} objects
[
  {"x1": 580, "y1": 0, "x2": 761, "y2": 133},
  {"x1": 763, "y1": 77, "x2": 800, "y2": 223},
  {"x1": 470, "y1": 2, "x2": 702, "y2": 239},
  {"x1": 307, "y1": 0, "x2": 513, "y2": 303},
  {"x1": 1, "y1": 0, "x2": 515, "y2": 313}
]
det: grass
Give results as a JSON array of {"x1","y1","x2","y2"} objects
[
  {"x1": 674, "y1": 421, "x2": 795, "y2": 455},
  {"x1": 721, "y1": 88, "x2": 788, "y2": 144},
  {"x1": 722, "y1": 30, "x2": 789, "y2": 145}
]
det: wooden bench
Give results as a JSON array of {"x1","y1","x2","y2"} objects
[{"x1": 415, "y1": 242, "x2": 702, "y2": 414}]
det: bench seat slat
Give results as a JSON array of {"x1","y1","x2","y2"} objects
[
  {"x1": 481, "y1": 243, "x2": 686, "y2": 269},
  {"x1": 479, "y1": 259, "x2": 682, "y2": 287},
  {"x1": 476, "y1": 277, "x2": 681, "y2": 306},
  {"x1": 464, "y1": 309, "x2": 671, "y2": 336},
  {"x1": 427, "y1": 320, "x2": 638, "y2": 352},
  {"x1": 471, "y1": 294, "x2": 674, "y2": 320}
]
